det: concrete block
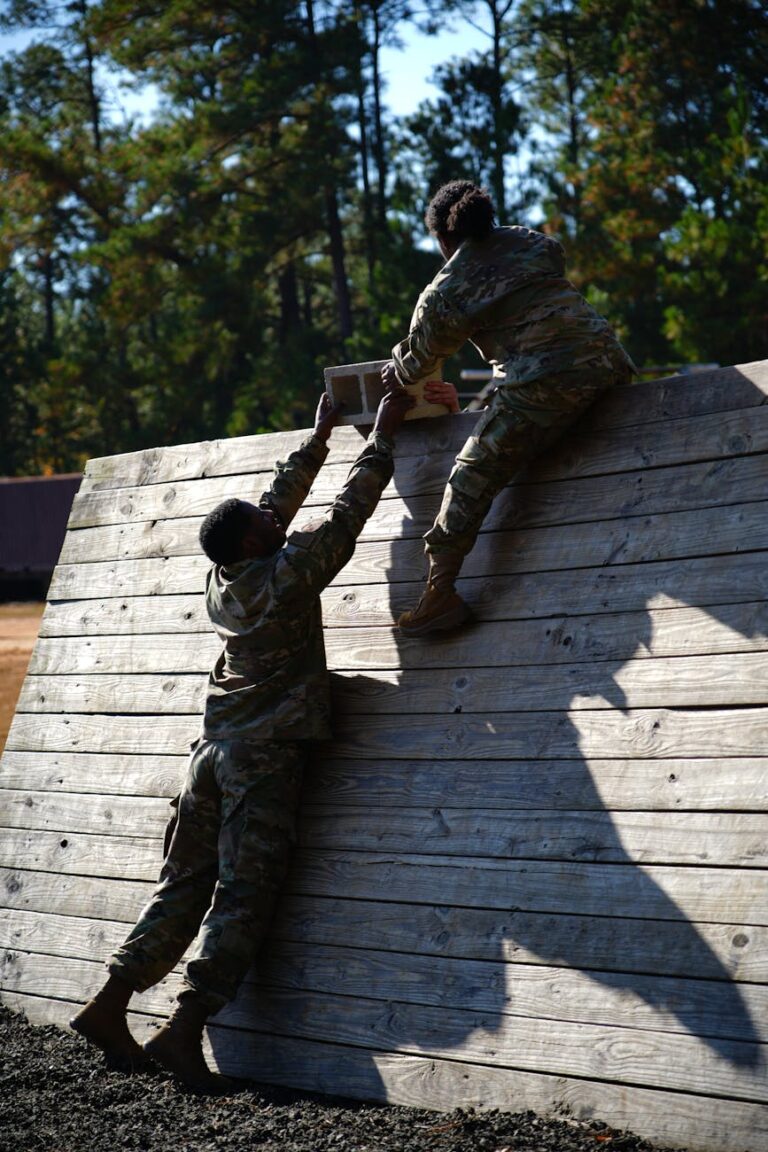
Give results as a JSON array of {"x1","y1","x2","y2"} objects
[{"x1": 323, "y1": 359, "x2": 450, "y2": 425}]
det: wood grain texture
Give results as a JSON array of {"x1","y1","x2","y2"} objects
[
  {"x1": 16, "y1": 651, "x2": 768, "y2": 717},
  {"x1": 4, "y1": 360, "x2": 768, "y2": 1147},
  {"x1": 3, "y1": 949, "x2": 765, "y2": 1100},
  {"x1": 47, "y1": 496, "x2": 768, "y2": 604},
  {"x1": 6, "y1": 705, "x2": 768, "y2": 760},
  {"x1": 2, "y1": 832, "x2": 765, "y2": 924},
  {"x1": 5, "y1": 896, "x2": 767, "y2": 982},
  {"x1": 3, "y1": 787, "x2": 766, "y2": 867},
  {"x1": 27, "y1": 599, "x2": 768, "y2": 676},
  {"x1": 37, "y1": 553, "x2": 768, "y2": 633},
  {"x1": 4, "y1": 750, "x2": 766, "y2": 812},
  {"x1": 65, "y1": 439, "x2": 768, "y2": 540}
]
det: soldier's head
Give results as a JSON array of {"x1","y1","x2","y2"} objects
[
  {"x1": 425, "y1": 181, "x2": 496, "y2": 259},
  {"x1": 199, "y1": 498, "x2": 286, "y2": 565}
]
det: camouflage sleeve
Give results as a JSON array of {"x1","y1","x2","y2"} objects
[
  {"x1": 391, "y1": 286, "x2": 473, "y2": 385},
  {"x1": 260, "y1": 433, "x2": 329, "y2": 529},
  {"x1": 273, "y1": 432, "x2": 395, "y2": 599}
]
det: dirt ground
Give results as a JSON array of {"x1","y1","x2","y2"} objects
[
  {"x1": 0, "y1": 1005, "x2": 678, "y2": 1152},
  {"x1": 0, "y1": 601, "x2": 44, "y2": 753}
]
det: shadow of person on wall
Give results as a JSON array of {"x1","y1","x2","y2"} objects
[{"x1": 209, "y1": 367, "x2": 766, "y2": 1100}]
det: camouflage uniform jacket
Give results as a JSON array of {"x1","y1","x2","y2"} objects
[
  {"x1": 391, "y1": 226, "x2": 636, "y2": 387},
  {"x1": 203, "y1": 431, "x2": 394, "y2": 743}
]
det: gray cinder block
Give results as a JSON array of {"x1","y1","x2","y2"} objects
[{"x1": 323, "y1": 359, "x2": 450, "y2": 425}]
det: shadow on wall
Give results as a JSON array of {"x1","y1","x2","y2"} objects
[{"x1": 210, "y1": 369, "x2": 766, "y2": 1096}]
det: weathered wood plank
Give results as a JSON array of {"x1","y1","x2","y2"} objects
[
  {"x1": 6, "y1": 893, "x2": 767, "y2": 983},
  {"x1": 0, "y1": 789, "x2": 169, "y2": 838},
  {"x1": 320, "y1": 551, "x2": 768, "y2": 628},
  {"x1": 39, "y1": 555, "x2": 768, "y2": 636},
  {"x1": 0, "y1": 866, "x2": 153, "y2": 923},
  {"x1": 3, "y1": 933, "x2": 766, "y2": 1048},
  {"x1": 11, "y1": 705, "x2": 762, "y2": 760},
  {"x1": 65, "y1": 441, "x2": 768, "y2": 542},
  {"x1": 4, "y1": 789, "x2": 767, "y2": 868},
  {"x1": 47, "y1": 498, "x2": 768, "y2": 601},
  {"x1": 3, "y1": 949, "x2": 766, "y2": 1101},
  {"x1": 334, "y1": 652, "x2": 768, "y2": 711},
  {"x1": 28, "y1": 599, "x2": 768, "y2": 677},
  {"x1": 206, "y1": 1023, "x2": 768, "y2": 1152},
  {"x1": 0, "y1": 826, "x2": 163, "y2": 881},
  {"x1": 1, "y1": 951, "x2": 178, "y2": 1017},
  {"x1": 7, "y1": 989, "x2": 767, "y2": 1152},
  {"x1": 273, "y1": 895, "x2": 768, "y2": 983},
  {"x1": 18, "y1": 673, "x2": 208, "y2": 713},
  {"x1": 3, "y1": 837, "x2": 765, "y2": 925},
  {"x1": 297, "y1": 807, "x2": 768, "y2": 867},
  {"x1": 223, "y1": 985, "x2": 768, "y2": 1103},
  {"x1": 0, "y1": 750, "x2": 186, "y2": 797},
  {"x1": 305, "y1": 757, "x2": 768, "y2": 813},
  {"x1": 17, "y1": 652, "x2": 768, "y2": 716},
  {"x1": 40, "y1": 594, "x2": 207, "y2": 637},
  {"x1": 330, "y1": 708, "x2": 768, "y2": 762},
  {"x1": 28, "y1": 634, "x2": 217, "y2": 675},
  {"x1": 4, "y1": 750, "x2": 766, "y2": 813},
  {"x1": 78, "y1": 361, "x2": 768, "y2": 488},
  {"x1": 290, "y1": 851, "x2": 768, "y2": 926},
  {"x1": 48, "y1": 554, "x2": 211, "y2": 600},
  {"x1": 591, "y1": 359, "x2": 768, "y2": 425},
  {"x1": 258, "y1": 942, "x2": 768, "y2": 1044}
]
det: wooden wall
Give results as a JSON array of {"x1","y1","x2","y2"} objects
[{"x1": 2, "y1": 360, "x2": 768, "y2": 1150}]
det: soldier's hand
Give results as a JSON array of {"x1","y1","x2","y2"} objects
[
  {"x1": 314, "y1": 392, "x2": 344, "y2": 443},
  {"x1": 424, "y1": 379, "x2": 460, "y2": 413},
  {"x1": 373, "y1": 388, "x2": 414, "y2": 438},
  {"x1": 380, "y1": 361, "x2": 407, "y2": 394}
]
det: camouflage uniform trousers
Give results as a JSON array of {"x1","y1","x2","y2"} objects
[
  {"x1": 425, "y1": 355, "x2": 632, "y2": 559},
  {"x1": 108, "y1": 737, "x2": 306, "y2": 1014}
]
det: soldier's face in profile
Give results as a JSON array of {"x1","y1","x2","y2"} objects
[{"x1": 239, "y1": 503, "x2": 286, "y2": 558}]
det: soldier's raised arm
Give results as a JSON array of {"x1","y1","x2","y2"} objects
[
  {"x1": 260, "y1": 394, "x2": 344, "y2": 530},
  {"x1": 273, "y1": 389, "x2": 413, "y2": 601}
]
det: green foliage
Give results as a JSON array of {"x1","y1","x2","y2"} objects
[{"x1": 1, "y1": 0, "x2": 767, "y2": 474}]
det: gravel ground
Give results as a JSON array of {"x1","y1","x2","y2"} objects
[{"x1": 0, "y1": 1005, "x2": 684, "y2": 1152}]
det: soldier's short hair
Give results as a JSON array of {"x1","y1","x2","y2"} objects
[
  {"x1": 426, "y1": 180, "x2": 495, "y2": 243},
  {"x1": 199, "y1": 498, "x2": 251, "y2": 565}
]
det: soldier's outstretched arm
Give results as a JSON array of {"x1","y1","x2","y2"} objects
[
  {"x1": 260, "y1": 394, "x2": 344, "y2": 530},
  {"x1": 274, "y1": 390, "x2": 413, "y2": 600},
  {"x1": 390, "y1": 286, "x2": 473, "y2": 386}
]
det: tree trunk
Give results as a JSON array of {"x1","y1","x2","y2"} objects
[
  {"x1": 278, "y1": 259, "x2": 302, "y2": 344},
  {"x1": 370, "y1": 2, "x2": 387, "y2": 230},
  {"x1": 355, "y1": 6, "x2": 376, "y2": 289},
  {"x1": 488, "y1": 0, "x2": 510, "y2": 219},
  {"x1": 325, "y1": 186, "x2": 354, "y2": 340},
  {"x1": 42, "y1": 252, "x2": 55, "y2": 351}
]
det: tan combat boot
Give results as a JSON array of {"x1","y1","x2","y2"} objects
[
  {"x1": 144, "y1": 999, "x2": 237, "y2": 1094},
  {"x1": 398, "y1": 552, "x2": 470, "y2": 638},
  {"x1": 70, "y1": 974, "x2": 154, "y2": 1072}
]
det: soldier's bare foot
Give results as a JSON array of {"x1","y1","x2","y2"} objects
[
  {"x1": 144, "y1": 1018, "x2": 236, "y2": 1094},
  {"x1": 70, "y1": 999, "x2": 154, "y2": 1072}
]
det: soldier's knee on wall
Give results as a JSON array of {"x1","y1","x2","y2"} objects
[{"x1": 447, "y1": 460, "x2": 497, "y2": 503}]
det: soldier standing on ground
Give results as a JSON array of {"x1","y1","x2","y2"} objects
[
  {"x1": 70, "y1": 386, "x2": 413, "y2": 1092},
  {"x1": 383, "y1": 179, "x2": 636, "y2": 638}
]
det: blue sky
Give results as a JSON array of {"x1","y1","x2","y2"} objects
[
  {"x1": 381, "y1": 19, "x2": 489, "y2": 116},
  {"x1": 0, "y1": 16, "x2": 490, "y2": 121}
]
